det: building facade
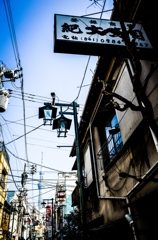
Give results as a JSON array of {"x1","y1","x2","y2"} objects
[
  {"x1": 0, "y1": 142, "x2": 9, "y2": 239},
  {"x1": 70, "y1": 1, "x2": 158, "y2": 239},
  {"x1": 7, "y1": 191, "x2": 19, "y2": 240},
  {"x1": 55, "y1": 172, "x2": 77, "y2": 237}
]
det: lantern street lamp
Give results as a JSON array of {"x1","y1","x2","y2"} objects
[
  {"x1": 39, "y1": 103, "x2": 57, "y2": 125},
  {"x1": 41, "y1": 200, "x2": 46, "y2": 208},
  {"x1": 52, "y1": 113, "x2": 72, "y2": 137}
]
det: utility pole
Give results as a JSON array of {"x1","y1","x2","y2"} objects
[
  {"x1": 20, "y1": 164, "x2": 27, "y2": 239},
  {"x1": 30, "y1": 165, "x2": 37, "y2": 207}
]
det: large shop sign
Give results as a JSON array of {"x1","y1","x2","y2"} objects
[{"x1": 54, "y1": 14, "x2": 153, "y2": 59}]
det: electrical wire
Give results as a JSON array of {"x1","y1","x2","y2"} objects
[
  {"x1": 9, "y1": 89, "x2": 85, "y2": 107},
  {"x1": 0, "y1": 115, "x2": 24, "y2": 174},
  {"x1": 6, "y1": 0, "x2": 21, "y2": 67},
  {"x1": 6, "y1": 147, "x2": 66, "y2": 172},
  {"x1": 4, "y1": 131, "x2": 22, "y2": 178},
  {"x1": 8, "y1": 157, "x2": 20, "y2": 192},
  {"x1": 74, "y1": 0, "x2": 107, "y2": 103},
  {"x1": 2, "y1": 120, "x2": 75, "y2": 137},
  {"x1": 3, "y1": 0, "x2": 18, "y2": 66},
  {"x1": 82, "y1": 8, "x2": 113, "y2": 17},
  {"x1": 26, "y1": 142, "x2": 70, "y2": 151},
  {"x1": 5, "y1": 124, "x2": 44, "y2": 145},
  {"x1": 3, "y1": 0, "x2": 30, "y2": 172},
  {"x1": 1, "y1": 119, "x2": 72, "y2": 150},
  {"x1": 11, "y1": 135, "x2": 70, "y2": 145},
  {"x1": 74, "y1": 56, "x2": 91, "y2": 103},
  {"x1": 1, "y1": 114, "x2": 38, "y2": 124},
  {"x1": 28, "y1": 188, "x2": 55, "y2": 200},
  {"x1": 10, "y1": 95, "x2": 45, "y2": 104}
]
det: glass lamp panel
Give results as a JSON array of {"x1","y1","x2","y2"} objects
[{"x1": 44, "y1": 109, "x2": 52, "y2": 120}]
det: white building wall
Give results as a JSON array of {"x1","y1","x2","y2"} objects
[{"x1": 57, "y1": 172, "x2": 77, "y2": 217}]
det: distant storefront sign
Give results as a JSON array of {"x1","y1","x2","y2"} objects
[
  {"x1": 48, "y1": 230, "x2": 52, "y2": 238},
  {"x1": 0, "y1": 227, "x2": 3, "y2": 235},
  {"x1": 54, "y1": 14, "x2": 153, "y2": 59}
]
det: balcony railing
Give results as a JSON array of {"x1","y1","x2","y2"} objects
[{"x1": 97, "y1": 131, "x2": 123, "y2": 168}]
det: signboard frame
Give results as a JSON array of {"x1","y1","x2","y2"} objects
[{"x1": 54, "y1": 14, "x2": 153, "y2": 59}]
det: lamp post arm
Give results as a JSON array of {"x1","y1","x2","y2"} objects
[
  {"x1": 59, "y1": 112, "x2": 74, "y2": 115},
  {"x1": 55, "y1": 103, "x2": 79, "y2": 107}
]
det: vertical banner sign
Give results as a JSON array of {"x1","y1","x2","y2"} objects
[
  {"x1": 46, "y1": 205, "x2": 51, "y2": 231},
  {"x1": 54, "y1": 14, "x2": 153, "y2": 59}
]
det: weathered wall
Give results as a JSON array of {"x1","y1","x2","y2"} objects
[
  {"x1": 140, "y1": 60, "x2": 158, "y2": 121},
  {"x1": 113, "y1": 62, "x2": 143, "y2": 144},
  {"x1": 93, "y1": 126, "x2": 107, "y2": 196}
]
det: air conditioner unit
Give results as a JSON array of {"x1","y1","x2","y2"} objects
[{"x1": 109, "y1": 127, "x2": 120, "y2": 135}]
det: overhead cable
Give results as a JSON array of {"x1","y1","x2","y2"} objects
[
  {"x1": 6, "y1": 147, "x2": 66, "y2": 172},
  {"x1": 5, "y1": 124, "x2": 44, "y2": 145}
]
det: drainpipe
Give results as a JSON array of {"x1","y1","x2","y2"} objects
[
  {"x1": 149, "y1": 126, "x2": 158, "y2": 153},
  {"x1": 89, "y1": 122, "x2": 100, "y2": 196},
  {"x1": 126, "y1": 197, "x2": 138, "y2": 240}
]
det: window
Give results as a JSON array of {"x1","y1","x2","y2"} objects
[
  {"x1": 84, "y1": 143, "x2": 93, "y2": 187},
  {"x1": 105, "y1": 114, "x2": 123, "y2": 160},
  {"x1": 97, "y1": 113, "x2": 123, "y2": 168}
]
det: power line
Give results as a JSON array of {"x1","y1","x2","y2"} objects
[
  {"x1": 11, "y1": 135, "x2": 68, "y2": 145},
  {"x1": 74, "y1": 56, "x2": 91, "y2": 102},
  {"x1": 2, "y1": 120, "x2": 75, "y2": 137},
  {"x1": 6, "y1": 0, "x2": 21, "y2": 67},
  {"x1": 5, "y1": 124, "x2": 44, "y2": 145},
  {"x1": 11, "y1": 95, "x2": 45, "y2": 104},
  {"x1": 9, "y1": 89, "x2": 85, "y2": 107},
  {"x1": 82, "y1": 8, "x2": 113, "y2": 17},
  {"x1": 1, "y1": 114, "x2": 38, "y2": 124},
  {"x1": 74, "y1": 0, "x2": 107, "y2": 102},
  {"x1": 1, "y1": 115, "x2": 24, "y2": 172},
  {"x1": 28, "y1": 188, "x2": 55, "y2": 200},
  {"x1": 6, "y1": 147, "x2": 66, "y2": 172},
  {"x1": 3, "y1": 0, "x2": 18, "y2": 66},
  {"x1": 3, "y1": 0, "x2": 30, "y2": 166},
  {"x1": 1, "y1": 121, "x2": 72, "y2": 156}
]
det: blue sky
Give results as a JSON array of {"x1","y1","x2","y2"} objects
[{"x1": 0, "y1": 0, "x2": 113, "y2": 208}]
